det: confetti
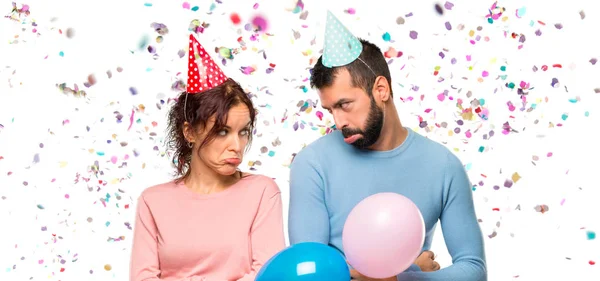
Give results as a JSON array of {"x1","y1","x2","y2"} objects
[
  {"x1": 2, "y1": 1, "x2": 598, "y2": 279},
  {"x1": 435, "y1": 3, "x2": 444, "y2": 15},
  {"x1": 409, "y1": 30, "x2": 418, "y2": 39},
  {"x1": 230, "y1": 13, "x2": 241, "y2": 25},
  {"x1": 250, "y1": 15, "x2": 268, "y2": 32}
]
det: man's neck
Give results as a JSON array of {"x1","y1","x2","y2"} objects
[{"x1": 368, "y1": 108, "x2": 407, "y2": 151}]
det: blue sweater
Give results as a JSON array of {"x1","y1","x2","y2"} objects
[{"x1": 288, "y1": 128, "x2": 487, "y2": 281}]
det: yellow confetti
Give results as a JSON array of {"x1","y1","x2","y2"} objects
[
  {"x1": 512, "y1": 172, "x2": 521, "y2": 183},
  {"x1": 319, "y1": 127, "x2": 327, "y2": 135},
  {"x1": 110, "y1": 178, "x2": 120, "y2": 184},
  {"x1": 59, "y1": 161, "x2": 68, "y2": 168},
  {"x1": 461, "y1": 110, "x2": 475, "y2": 121},
  {"x1": 104, "y1": 264, "x2": 112, "y2": 271}
]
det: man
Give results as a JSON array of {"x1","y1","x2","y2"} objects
[{"x1": 288, "y1": 11, "x2": 487, "y2": 281}]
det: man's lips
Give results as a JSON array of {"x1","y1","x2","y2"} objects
[{"x1": 344, "y1": 134, "x2": 362, "y2": 144}]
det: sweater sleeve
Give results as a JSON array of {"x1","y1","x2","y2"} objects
[
  {"x1": 129, "y1": 194, "x2": 203, "y2": 281},
  {"x1": 236, "y1": 180, "x2": 286, "y2": 281},
  {"x1": 396, "y1": 152, "x2": 487, "y2": 281},
  {"x1": 288, "y1": 147, "x2": 331, "y2": 245}
]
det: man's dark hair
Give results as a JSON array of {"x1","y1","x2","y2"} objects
[{"x1": 310, "y1": 38, "x2": 392, "y2": 97}]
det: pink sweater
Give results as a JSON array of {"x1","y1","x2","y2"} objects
[{"x1": 129, "y1": 174, "x2": 286, "y2": 281}]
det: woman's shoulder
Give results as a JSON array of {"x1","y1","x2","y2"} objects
[
  {"x1": 139, "y1": 180, "x2": 179, "y2": 199},
  {"x1": 241, "y1": 173, "x2": 281, "y2": 195}
]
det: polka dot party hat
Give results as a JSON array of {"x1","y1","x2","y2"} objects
[
  {"x1": 186, "y1": 34, "x2": 228, "y2": 94},
  {"x1": 322, "y1": 10, "x2": 363, "y2": 68}
]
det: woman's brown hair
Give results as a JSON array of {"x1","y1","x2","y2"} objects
[{"x1": 166, "y1": 78, "x2": 256, "y2": 182}]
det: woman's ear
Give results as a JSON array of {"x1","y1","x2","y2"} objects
[{"x1": 182, "y1": 121, "x2": 195, "y2": 142}]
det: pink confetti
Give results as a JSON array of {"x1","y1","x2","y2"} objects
[
  {"x1": 65, "y1": 194, "x2": 70, "y2": 199},
  {"x1": 466, "y1": 55, "x2": 472, "y2": 61},
  {"x1": 424, "y1": 108, "x2": 433, "y2": 113},
  {"x1": 111, "y1": 156, "x2": 118, "y2": 164},
  {"x1": 465, "y1": 130, "x2": 472, "y2": 138},
  {"x1": 547, "y1": 152, "x2": 553, "y2": 157},
  {"x1": 482, "y1": 71, "x2": 489, "y2": 77},
  {"x1": 316, "y1": 111, "x2": 324, "y2": 120},
  {"x1": 437, "y1": 93, "x2": 445, "y2": 101},
  {"x1": 182, "y1": 2, "x2": 190, "y2": 9},
  {"x1": 346, "y1": 8, "x2": 356, "y2": 14},
  {"x1": 127, "y1": 109, "x2": 134, "y2": 131},
  {"x1": 560, "y1": 199, "x2": 565, "y2": 205},
  {"x1": 507, "y1": 101, "x2": 516, "y2": 111},
  {"x1": 253, "y1": 3, "x2": 259, "y2": 9}
]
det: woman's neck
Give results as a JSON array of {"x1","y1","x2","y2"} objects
[{"x1": 184, "y1": 161, "x2": 239, "y2": 194}]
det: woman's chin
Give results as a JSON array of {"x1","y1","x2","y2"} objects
[{"x1": 216, "y1": 167, "x2": 240, "y2": 176}]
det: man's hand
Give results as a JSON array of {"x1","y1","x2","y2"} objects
[
  {"x1": 414, "y1": 250, "x2": 441, "y2": 272},
  {"x1": 350, "y1": 269, "x2": 396, "y2": 281}
]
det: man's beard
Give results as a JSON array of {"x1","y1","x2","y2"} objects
[{"x1": 341, "y1": 98, "x2": 384, "y2": 149}]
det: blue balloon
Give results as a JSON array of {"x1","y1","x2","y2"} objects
[{"x1": 255, "y1": 242, "x2": 350, "y2": 281}]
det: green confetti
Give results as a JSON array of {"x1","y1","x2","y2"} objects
[
  {"x1": 382, "y1": 32, "x2": 391, "y2": 42},
  {"x1": 587, "y1": 231, "x2": 596, "y2": 240}
]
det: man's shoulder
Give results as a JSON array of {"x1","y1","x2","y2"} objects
[
  {"x1": 411, "y1": 130, "x2": 467, "y2": 174},
  {"x1": 411, "y1": 130, "x2": 455, "y2": 159},
  {"x1": 293, "y1": 130, "x2": 344, "y2": 160}
]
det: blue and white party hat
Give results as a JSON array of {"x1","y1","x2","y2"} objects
[{"x1": 322, "y1": 10, "x2": 363, "y2": 68}]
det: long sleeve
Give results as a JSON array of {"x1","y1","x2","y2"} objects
[
  {"x1": 396, "y1": 152, "x2": 487, "y2": 281},
  {"x1": 129, "y1": 194, "x2": 201, "y2": 281},
  {"x1": 288, "y1": 147, "x2": 331, "y2": 245},
  {"x1": 236, "y1": 182, "x2": 286, "y2": 281}
]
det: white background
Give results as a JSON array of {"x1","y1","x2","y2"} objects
[{"x1": 1, "y1": 0, "x2": 599, "y2": 280}]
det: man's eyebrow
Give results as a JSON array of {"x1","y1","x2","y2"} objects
[{"x1": 323, "y1": 98, "x2": 351, "y2": 110}]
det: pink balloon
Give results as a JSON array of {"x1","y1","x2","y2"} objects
[{"x1": 342, "y1": 192, "x2": 425, "y2": 279}]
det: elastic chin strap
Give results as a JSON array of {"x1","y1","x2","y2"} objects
[
  {"x1": 357, "y1": 57, "x2": 376, "y2": 76},
  {"x1": 183, "y1": 92, "x2": 190, "y2": 123}
]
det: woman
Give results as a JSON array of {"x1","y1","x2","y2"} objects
[{"x1": 130, "y1": 35, "x2": 286, "y2": 281}]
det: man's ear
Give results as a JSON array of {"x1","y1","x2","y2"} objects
[{"x1": 373, "y1": 76, "x2": 391, "y2": 102}]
